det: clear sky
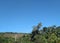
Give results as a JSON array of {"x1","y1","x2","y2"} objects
[{"x1": 0, "y1": 0, "x2": 60, "y2": 33}]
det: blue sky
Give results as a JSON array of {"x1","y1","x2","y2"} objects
[{"x1": 0, "y1": 0, "x2": 60, "y2": 33}]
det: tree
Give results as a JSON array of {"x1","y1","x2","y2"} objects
[
  {"x1": 31, "y1": 22, "x2": 42, "y2": 41},
  {"x1": 43, "y1": 27, "x2": 47, "y2": 32},
  {"x1": 48, "y1": 33, "x2": 57, "y2": 43}
]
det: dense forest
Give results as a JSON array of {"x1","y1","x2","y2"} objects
[{"x1": 0, "y1": 23, "x2": 60, "y2": 43}]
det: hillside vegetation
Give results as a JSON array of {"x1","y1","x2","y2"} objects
[{"x1": 0, "y1": 23, "x2": 60, "y2": 43}]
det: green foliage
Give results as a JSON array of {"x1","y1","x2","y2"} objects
[
  {"x1": 30, "y1": 23, "x2": 60, "y2": 43},
  {"x1": 48, "y1": 33, "x2": 57, "y2": 43},
  {"x1": 0, "y1": 23, "x2": 60, "y2": 43}
]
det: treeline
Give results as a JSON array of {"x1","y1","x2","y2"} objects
[
  {"x1": 0, "y1": 23, "x2": 60, "y2": 43},
  {"x1": 0, "y1": 32, "x2": 19, "y2": 34}
]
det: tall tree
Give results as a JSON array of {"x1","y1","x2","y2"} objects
[{"x1": 31, "y1": 22, "x2": 42, "y2": 41}]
